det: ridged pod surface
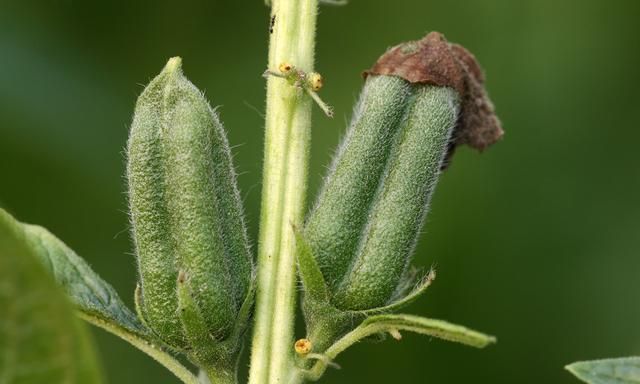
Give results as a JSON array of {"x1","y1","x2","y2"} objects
[
  {"x1": 127, "y1": 57, "x2": 253, "y2": 350},
  {"x1": 305, "y1": 76, "x2": 411, "y2": 291},
  {"x1": 333, "y1": 84, "x2": 458, "y2": 309},
  {"x1": 305, "y1": 75, "x2": 459, "y2": 311}
]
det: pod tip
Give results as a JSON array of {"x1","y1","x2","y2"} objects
[{"x1": 165, "y1": 56, "x2": 183, "y2": 73}]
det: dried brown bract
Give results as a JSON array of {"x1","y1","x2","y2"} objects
[{"x1": 365, "y1": 32, "x2": 503, "y2": 167}]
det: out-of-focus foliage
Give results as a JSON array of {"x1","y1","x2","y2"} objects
[
  {"x1": 567, "y1": 357, "x2": 640, "y2": 384},
  {"x1": 1, "y1": 1, "x2": 639, "y2": 383},
  {"x1": 0, "y1": 210, "x2": 103, "y2": 384}
]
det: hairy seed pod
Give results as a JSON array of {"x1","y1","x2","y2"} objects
[
  {"x1": 332, "y1": 84, "x2": 459, "y2": 309},
  {"x1": 127, "y1": 57, "x2": 253, "y2": 350},
  {"x1": 305, "y1": 76, "x2": 458, "y2": 311},
  {"x1": 304, "y1": 76, "x2": 411, "y2": 291},
  {"x1": 304, "y1": 32, "x2": 502, "y2": 313},
  {"x1": 299, "y1": 33, "x2": 501, "y2": 360}
]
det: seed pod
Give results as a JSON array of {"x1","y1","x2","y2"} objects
[
  {"x1": 305, "y1": 77, "x2": 458, "y2": 310},
  {"x1": 127, "y1": 57, "x2": 253, "y2": 352},
  {"x1": 304, "y1": 32, "x2": 502, "y2": 312},
  {"x1": 332, "y1": 84, "x2": 459, "y2": 309},
  {"x1": 304, "y1": 76, "x2": 411, "y2": 291}
]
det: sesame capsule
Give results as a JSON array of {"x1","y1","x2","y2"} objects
[
  {"x1": 301, "y1": 32, "x2": 501, "y2": 354},
  {"x1": 305, "y1": 77, "x2": 458, "y2": 311},
  {"x1": 127, "y1": 57, "x2": 254, "y2": 370},
  {"x1": 304, "y1": 32, "x2": 500, "y2": 311}
]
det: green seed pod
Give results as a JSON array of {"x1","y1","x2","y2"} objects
[
  {"x1": 304, "y1": 75, "x2": 411, "y2": 291},
  {"x1": 127, "y1": 57, "x2": 253, "y2": 356},
  {"x1": 305, "y1": 77, "x2": 458, "y2": 311},
  {"x1": 332, "y1": 84, "x2": 459, "y2": 309},
  {"x1": 304, "y1": 32, "x2": 502, "y2": 312}
]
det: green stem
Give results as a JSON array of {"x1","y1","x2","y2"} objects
[
  {"x1": 248, "y1": 0, "x2": 318, "y2": 383},
  {"x1": 79, "y1": 314, "x2": 200, "y2": 384},
  {"x1": 296, "y1": 315, "x2": 496, "y2": 381}
]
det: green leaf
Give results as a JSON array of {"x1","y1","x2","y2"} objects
[
  {"x1": 358, "y1": 268, "x2": 436, "y2": 316},
  {"x1": 294, "y1": 227, "x2": 329, "y2": 302},
  {"x1": 301, "y1": 313, "x2": 495, "y2": 381},
  {"x1": 20, "y1": 221, "x2": 148, "y2": 339},
  {"x1": 0, "y1": 208, "x2": 200, "y2": 384},
  {"x1": 566, "y1": 357, "x2": 640, "y2": 384},
  {"x1": 0, "y1": 209, "x2": 104, "y2": 383},
  {"x1": 359, "y1": 314, "x2": 497, "y2": 348}
]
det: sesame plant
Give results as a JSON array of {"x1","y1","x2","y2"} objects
[{"x1": 0, "y1": 1, "x2": 507, "y2": 383}]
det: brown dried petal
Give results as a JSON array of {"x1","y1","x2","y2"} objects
[{"x1": 364, "y1": 32, "x2": 503, "y2": 167}]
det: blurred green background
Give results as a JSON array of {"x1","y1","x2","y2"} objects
[{"x1": 1, "y1": 0, "x2": 639, "y2": 383}]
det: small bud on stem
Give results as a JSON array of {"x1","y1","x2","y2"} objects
[{"x1": 263, "y1": 62, "x2": 333, "y2": 117}]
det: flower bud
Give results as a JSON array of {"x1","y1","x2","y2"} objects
[{"x1": 127, "y1": 57, "x2": 253, "y2": 356}]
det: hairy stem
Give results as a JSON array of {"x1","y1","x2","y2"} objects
[
  {"x1": 248, "y1": 0, "x2": 318, "y2": 383},
  {"x1": 297, "y1": 315, "x2": 496, "y2": 381},
  {"x1": 78, "y1": 314, "x2": 200, "y2": 384}
]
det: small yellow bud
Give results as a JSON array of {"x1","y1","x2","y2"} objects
[
  {"x1": 308, "y1": 72, "x2": 323, "y2": 91},
  {"x1": 294, "y1": 338, "x2": 312, "y2": 355},
  {"x1": 279, "y1": 62, "x2": 293, "y2": 74}
]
